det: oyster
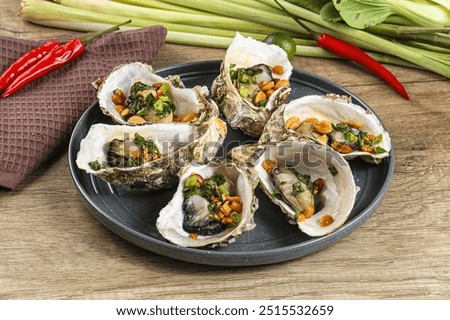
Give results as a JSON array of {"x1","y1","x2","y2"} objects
[
  {"x1": 260, "y1": 94, "x2": 391, "y2": 163},
  {"x1": 211, "y1": 33, "x2": 292, "y2": 137},
  {"x1": 156, "y1": 161, "x2": 258, "y2": 247},
  {"x1": 96, "y1": 62, "x2": 218, "y2": 125},
  {"x1": 75, "y1": 117, "x2": 227, "y2": 190},
  {"x1": 253, "y1": 140, "x2": 357, "y2": 237}
]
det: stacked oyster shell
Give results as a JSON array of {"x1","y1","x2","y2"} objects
[
  {"x1": 77, "y1": 61, "x2": 226, "y2": 191},
  {"x1": 75, "y1": 33, "x2": 391, "y2": 248}
]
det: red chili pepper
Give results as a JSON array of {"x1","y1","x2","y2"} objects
[
  {"x1": 275, "y1": 1, "x2": 409, "y2": 101},
  {"x1": 1, "y1": 38, "x2": 85, "y2": 98},
  {"x1": 0, "y1": 40, "x2": 58, "y2": 92},
  {"x1": 1, "y1": 20, "x2": 131, "y2": 98},
  {"x1": 316, "y1": 33, "x2": 409, "y2": 100}
]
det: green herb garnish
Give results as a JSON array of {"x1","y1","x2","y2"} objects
[
  {"x1": 133, "y1": 133, "x2": 159, "y2": 154},
  {"x1": 88, "y1": 160, "x2": 102, "y2": 171}
]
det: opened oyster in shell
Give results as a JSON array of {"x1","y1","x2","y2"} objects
[
  {"x1": 260, "y1": 94, "x2": 391, "y2": 163},
  {"x1": 96, "y1": 62, "x2": 219, "y2": 125},
  {"x1": 156, "y1": 161, "x2": 259, "y2": 247},
  {"x1": 253, "y1": 140, "x2": 357, "y2": 237},
  {"x1": 211, "y1": 33, "x2": 293, "y2": 137},
  {"x1": 75, "y1": 117, "x2": 227, "y2": 190}
]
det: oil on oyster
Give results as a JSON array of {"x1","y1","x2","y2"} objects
[
  {"x1": 260, "y1": 94, "x2": 391, "y2": 163},
  {"x1": 96, "y1": 62, "x2": 218, "y2": 125},
  {"x1": 156, "y1": 161, "x2": 258, "y2": 247},
  {"x1": 252, "y1": 140, "x2": 357, "y2": 237},
  {"x1": 76, "y1": 117, "x2": 227, "y2": 190},
  {"x1": 211, "y1": 33, "x2": 293, "y2": 137}
]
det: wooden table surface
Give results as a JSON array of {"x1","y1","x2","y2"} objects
[{"x1": 1, "y1": 0, "x2": 449, "y2": 300}]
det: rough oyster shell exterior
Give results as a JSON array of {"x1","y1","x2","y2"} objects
[
  {"x1": 96, "y1": 62, "x2": 219, "y2": 125},
  {"x1": 156, "y1": 161, "x2": 259, "y2": 247},
  {"x1": 76, "y1": 117, "x2": 227, "y2": 190},
  {"x1": 211, "y1": 33, "x2": 292, "y2": 137},
  {"x1": 244, "y1": 140, "x2": 357, "y2": 237},
  {"x1": 260, "y1": 94, "x2": 391, "y2": 162}
]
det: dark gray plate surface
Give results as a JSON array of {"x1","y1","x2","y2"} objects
[{"x1": 68, "y1": 60, "x2": 394, "y2": 266}]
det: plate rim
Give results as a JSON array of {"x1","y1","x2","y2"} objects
[{"x1": 68, "y1": 59, "x2": 395, "y2": 266}]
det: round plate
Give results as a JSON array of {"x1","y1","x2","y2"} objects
[{"x1": 68, "y1": 60, "x2": 394, "y2": 266}]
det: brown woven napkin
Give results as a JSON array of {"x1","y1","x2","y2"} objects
[{"x1": 0, "y1": 26, "x2": 167, "y2": 190}]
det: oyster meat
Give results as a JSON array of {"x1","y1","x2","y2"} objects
[
  {"x1": 211, "y1": 33, "x2": 293, "y2": 137},
  {"x1": 76, "y1": 117, "x2": 227, "y2": 190},
  {"x1": 156, "y1": 161, "x2": 258, "y2": 247},
  {"x1": 260, "y1": 94, "x2": 391, "y2": 163},
  {"x1": 253, "y1": 140, "x2": 357, "y2": 237},
  {"x1": 96, "y1": 62, "x2": 218, "y2": 125}
]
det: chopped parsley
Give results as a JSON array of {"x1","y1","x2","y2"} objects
[
  {"x1": 119, "y1": 81, "x2": 176, "y2": 121},
  {"x1": 328, "y1": 165, "x2": 339, "y2": 176},
  {"x1": 88, "y1": 160, "x2": 102, "y2": 171},
  {"x1": 133, "y1": 133, "x2": 159, "y2": 154}
]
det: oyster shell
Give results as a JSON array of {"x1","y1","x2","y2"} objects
[
  {"x1": 156, "y1": 161, "x2": 259, "y2": 247},
  {"x1": 253, "y1": 140, "x2": 357, "y2": 237},
  {"x1": 211, "y1": 33, "x2": 292, "y2": 137},
  {"x1": 96, "y1": 62, "x2": 218, "y2": 125},
  {"x1": 260, "y1": 94, "x2": 391, "y2": 163},
  {"x1": 75, "y1": 117, "x2": 227, "y2": 190}
]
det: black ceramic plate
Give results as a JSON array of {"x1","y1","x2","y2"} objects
[{"x1": 68, "y1": 60, "x2": 394, "y2": 266}]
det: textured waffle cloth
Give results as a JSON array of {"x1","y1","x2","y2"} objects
[{"x1": 0, "y1": 26, "x2": 167, "y2": 189}]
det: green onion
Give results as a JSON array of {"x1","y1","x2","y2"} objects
[{"x1": 218, "y1": 184, "x2": 229, "y2": 196}]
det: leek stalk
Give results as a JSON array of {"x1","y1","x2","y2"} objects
[
  {"x1": 110, "y1": 0, "x2": 207, "y2": 15},
  {"x1": 55, "y1": 0, "x2": 280, "y2": 35},
  {"x1": 19, "y1": 0, "x2": 450, "y2": 78},
  {"x1": 262, "y1": 0, "x2": 450, "y2": 77}
]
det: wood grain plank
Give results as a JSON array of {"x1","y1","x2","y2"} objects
[{"x1": 1, "y1": 0, "x2": 450, "y2": 300}]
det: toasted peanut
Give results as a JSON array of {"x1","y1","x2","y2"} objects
[
  {"x1": 296, "y1": 213, "x2": 306, "y2": 222},
  {"x1": 284, "y1": 116, "x2": 301, "y2": 131},
  {"x1": 262, "y1": 159, "x2": 277, "y2": 174},
  {"x1": 331, "y1": 141, "x2": 353, "y2": 154},
  {"x1": 319, "y1": 214, "x2": 335, "y2": 227},
  {"x1": 114, "y1": 88, "x2": 125, "y2": 97},
  {"x1": 230, "y1": 202, "x2": 242, "y2": 213},
  {"x1": 253, "y1": 90, "x2": 267, "y2": 105},
  {"x1": 112, "y1": 94, "x2": 125, "y2": 105},
  {"x1": 120, "y1": 108, "x2": 131, "y2": 117},
  {"x1": 226, "y1": 196, "x2": 241, "y2": 203},
  {"x1": 273, "y1": 79, "x2": 289, "y2": 90},
  {"x1": 344, "y1": 120, "x2": 363, "y2": 129},
  {"x1": 114, "y1": 104, "x2": 126, "y2": 114},
  {"x1": 260, "y1": 80, "x2": 275, "y2": 91},
  {"x1": 360, "y1": 145, "x2": 374, "y2": 153},
  {"x1": 317, "y1": 134, "x2": 328, "y2": 145},
  {"x1": 303, "y1": 206, "x2": 315, "y2": 218},
  {"x1": 152, "y1": 82, "x2": 162, "y2": 89},
  {"x1": 265, "y1": 88, "x2": 275, "y2": 98},
  {"x1": 127, "y1": 115, "x2": 146, "y2": 125},
  {"x1": 313, "y1": 178, "x2": 325, "y2": 194},
  {"x1": 190, "y1": 233, "x2": 198, "y2": 240},
  {"x1": 220, "y1": 202, "x2": 232, "y2": 215},
  {"x1": 156, "y1": 89, "x2": 163, "y2": 98},
  {"x1": 143, "y1": 152, "x2": 154, "y2": 162},
  {"x1": 364, "y1": 134, "x2": 376, "y2": 142},
  {"x1": 173, "y1": 112, "x2": 197, "y2": 123},
  {"x1": 272, "y1": 65, "x2": 284, "y2": 75},
  {"x1": 301, "y1": 117, "x2": 319, "y2": 124},
  {"x1": 314, "y1": 120, "x2": 333, "y2": 134},
  {"x1": 221, "y1": 216, "x2": 234, "y2": 225},
  {"x1": 131, "y1": 150, "x2": 140, "y2": 159}
]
